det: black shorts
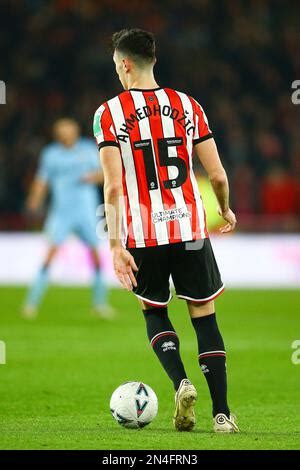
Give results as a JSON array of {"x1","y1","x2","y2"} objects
[{"x1": 128, "y1": 238, "x2": 224, "y2": 307}]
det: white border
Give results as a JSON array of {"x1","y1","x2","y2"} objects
[
  {"x1": 134, "y1": 292, "x2": 173, "y2": 306},
  {"x1": 177, "y1": 285, "x2": 225, "y2": 302}
]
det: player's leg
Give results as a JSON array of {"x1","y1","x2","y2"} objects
[
  {"x1": 89, "y1": 246, "x2": 115, "y2": 319},
  {"x1": 129, "y1": 245, "x2": 197, "y2": 431},
  {"x1": 23, "y1": 245, "x2": 58, "y2": 318},
  {"x1": 23, "y1": 211, "x2": 69, "y2": 318},
  {"x1": 171, "y1": 239, "x2": 239, "y2": 432},
  {"x1": 188, "y1": 300, "x2": 238, "y2": 432},
  {"x1": 142, "y1": 303, "x2": 197, "y2": 432},
  {"x1": 76, "y1": 212, "x2": 113, "y2": 318},
  {"x1": 130, "y1": 245, "x2": 187, "y2": 390},
  {"x1": 90, "y1": 246, "x2": 106, "y2": 306},
  {"x1": 142, "y1": 303, "x2": 188, "y2": 392}
]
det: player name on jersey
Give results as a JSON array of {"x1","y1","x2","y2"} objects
[
  {"x1": 94, "y1": 87, "x2": 213, "y2": 248},
  {"x1": 117, "y1": 104, "x2": 195, "y2": 142}
]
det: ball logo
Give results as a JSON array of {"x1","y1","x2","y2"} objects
[
  {"x1": 135, "y1": 383, "x2": 149, "y2": 417},
  {"x1": 135, "y1": 399, "x2": 148, "y2": 417}
]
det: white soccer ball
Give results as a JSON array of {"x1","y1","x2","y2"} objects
[{"x1": 110, "y1": 381, "x2": 158, "y2": 429}]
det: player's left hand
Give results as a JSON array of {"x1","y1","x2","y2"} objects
[
  {"x1": 218, "y1": 207, "x2": 237, "y2": 233},
  {"x1": 112, "y1": 246, "x2": 138, "y2": 290}
]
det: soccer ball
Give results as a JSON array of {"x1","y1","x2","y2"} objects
[{"x1": 110, "y1": 381, "x2": 158, "y2": 429}]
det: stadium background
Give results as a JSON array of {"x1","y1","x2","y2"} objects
[
  {"x1": 0, "y1": 0, "x2": 299, "y2": 451},
  {"x1": 1, "y1": 0, "x2": 300, "y2": 231},
  {"x1": 1, "y1": 0, "x2": 300, "y2": 286}
]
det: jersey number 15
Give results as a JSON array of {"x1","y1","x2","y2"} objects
[{"x1": 134, "y1": 137, "x2": 187, "y2": 191}]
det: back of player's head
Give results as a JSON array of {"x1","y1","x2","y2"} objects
[{"x1": 112, "y1": 28, "x2": 156, "y2": 66}]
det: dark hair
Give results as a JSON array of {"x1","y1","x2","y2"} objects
[{"x1": 112, "y1": 28, "x2": 156, "y2": 64}]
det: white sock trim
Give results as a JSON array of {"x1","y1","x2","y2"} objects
[
  {"x1": 150, "y1": 330, "x2": 177, "y2": 346},
  {"x1": 199, "y1": 350, "x2": 226, "y2": 356}
]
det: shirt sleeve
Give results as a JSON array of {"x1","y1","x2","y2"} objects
[
  {"x1": 93, "y1": 103, "x2": 119, "y2": 150},
  {"x1": 191, "y1": 98, "x2": 213, "y2": 145},
  {"x1": 36, "y1": 149, "x2": 50, "y2": 183}
]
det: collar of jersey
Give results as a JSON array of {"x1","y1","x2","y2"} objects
[{"x1": 129, "y1": 87, "x2": 162, "y2": 92}]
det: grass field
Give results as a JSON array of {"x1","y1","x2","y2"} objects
[{"x1": 0, "y1": 287, "x2": 299, "y2": 450}]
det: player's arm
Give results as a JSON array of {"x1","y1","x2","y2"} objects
[
  {"x1": 26, "y1": 147, "x2": 51, "y2": 212},
  {"x1": 100, "y1": 146, "x2": 138, "y2": 290},
  {"x1": 194, "y1": 138, "x2": 236, "y2": 233},
  {"x1": 26, "y1": 178, "x2": 48, "y2": 212}
]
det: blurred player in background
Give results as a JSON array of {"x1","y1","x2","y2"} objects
[
  {"x1": 23, "y1": 118, "x2": 114, "y2": 319},
  {"x1": 94, "y1": 29, "x2": 239, "y2": 433}
]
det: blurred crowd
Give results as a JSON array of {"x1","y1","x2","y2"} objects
[{"x1": 1, "y1": 0, "x2": 300, "y2": 231}]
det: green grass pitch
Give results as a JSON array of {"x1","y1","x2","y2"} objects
[{"x1": 0, "y1": 287, "x2": 299, "y2": 450}]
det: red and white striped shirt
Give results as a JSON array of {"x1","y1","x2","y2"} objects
[{"x1": 93, "y1": 87, "x2": 213, "y2": 248}]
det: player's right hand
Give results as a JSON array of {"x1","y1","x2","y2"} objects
[
  {"x1": 218, "y1": 207, "x2": 237, "y2": 233},
  {"x1": 112, "y1": 246, "x2": 138, "y2": 290}
]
